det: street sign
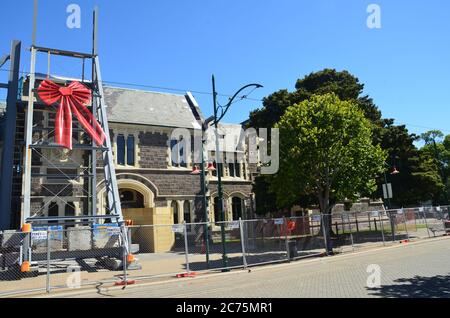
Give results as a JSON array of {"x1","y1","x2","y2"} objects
[{"x1": 382, "y1": 183, "x2": 393, "y2": 199}]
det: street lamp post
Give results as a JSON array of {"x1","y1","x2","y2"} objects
[
  {"x1": 383, "y1": 163, "x2": 399, "y2": 241},
  {"x1": 211, "y1": 75, "x2": 263, "y2": 271},
  {"x1": 191, "y1": 116, "x2": 215, "y2": 268}
]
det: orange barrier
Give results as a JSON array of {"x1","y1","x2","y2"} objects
[
  {"x1": 21, "y1": 223, "x2": 31, "y2": 233},
  {"x1": 127, "y1": 254, "x2": 135, "y2": 263},
  {"x1": 20, "y1": 261, "x2": 31, "y2": 273}
]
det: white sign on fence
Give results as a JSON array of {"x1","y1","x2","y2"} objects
[
  {"x1": 227, "y1": 221, "x2": 240, "y2": 229},
  {"x1": 274, "y1": 218, "x2": 284, "y2": 225},
  {"x1": 371, "y1": 211, "x2": 380, "y2": 218},
  {"x1": 172, "y1": 224, "x2": 184, "y2": 233},
  {"x1": 311, "y1": 215, "x2": 321, "y2": 222},
  {"x1": 31, "y1": 231, "x2": 47, "y2": 240}
]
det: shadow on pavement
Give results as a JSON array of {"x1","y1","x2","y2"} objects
[{"x1": 368, "y1": 273, "x2": 450, "y2": 298}]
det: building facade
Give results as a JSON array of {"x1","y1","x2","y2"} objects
[{"x1": 8, "y1": 78, "x2": 257, "y2": 231}]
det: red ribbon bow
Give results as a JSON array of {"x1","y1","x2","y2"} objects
[{"x1": 37, "y1": 80, "x2": 106, "y2": 150}]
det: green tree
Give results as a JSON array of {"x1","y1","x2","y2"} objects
[
  {"x1": 248, "y1": 69, "x2": 384, "y2": 216},
  {"x1": 419, "y1": 130, "x2": 449, "y2": 204},
  {"x1": 248, "y1": 69, "x2": 382, "y2": 130},
  {"x1": 273, "y1": 93, "x2": 386, "y2": 253}
]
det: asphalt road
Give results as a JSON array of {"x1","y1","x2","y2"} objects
[{"x1": 60, "y1": 237, "x2": 450, "y2": 298}]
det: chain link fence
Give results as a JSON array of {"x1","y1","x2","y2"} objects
[{"x1": 1, "y1": 205, "x2": 449, "y2": 296}]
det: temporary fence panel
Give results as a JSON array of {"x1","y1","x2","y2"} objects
[
  {"x1": 42, "y1": 225, "x2": 126, "y2": 292},
  {"x1": 348, "y1": 211, "x2": 386, "y2": 249},
  {"x1": 242, "y1": 219, "x2": 289, "y2": 267},
  {"x1": 1, "y1": 204, "x2": 449, "y2": 296},
  {"x1": 286, "y1": 216, "x2": 327, "y2": 259},
  {"x1": 124, "y1": 224, "x2": 189, "y2": 281},
  {"x1": 0, "y1": 230, "x2": 47, "y2": 296},
  {"x1": 329, "y1": 213, "x2": 355, "y2": 253},
  {"x1": 423, "y1": 206, "x2": 450, "y2": 237},
  {"x1": 202, "y1": 221, "x2": 245, "y2": 271}
]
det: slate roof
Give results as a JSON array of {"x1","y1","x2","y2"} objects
[{"x1": 103, "y1": 86, "x2": 201, "y2": 130}]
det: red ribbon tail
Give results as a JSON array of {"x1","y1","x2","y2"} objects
[
  {"x1": 55, "y1": 97, "x2": 73, "y2": 150},
  {"x1": 69, "y1": 99, "x2": 106, "y2": 147}
]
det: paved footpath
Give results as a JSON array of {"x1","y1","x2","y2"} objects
[{"x1": 44, "y1": 237, "x2": 450, "y2": 298}]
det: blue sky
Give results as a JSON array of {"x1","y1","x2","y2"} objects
[{"x1": 1, "y1": 0, "x2": 449, "y2": 138}]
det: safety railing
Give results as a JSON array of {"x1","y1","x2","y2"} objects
[{"x1": 0, "y1": 205, "x2": 449, "y2": 296}]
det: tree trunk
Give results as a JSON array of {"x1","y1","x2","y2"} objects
[{"x1": 318, "y1": 189, "x2": 333, "y2": 255}]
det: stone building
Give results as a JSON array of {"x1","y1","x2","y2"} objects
[{"x1": 8, "y1": 75, "x2": 257, "y2": 232}]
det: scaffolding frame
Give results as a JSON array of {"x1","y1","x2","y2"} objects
[{"x1": 20, "y1": 7, "x2": 125, "y2": 231}]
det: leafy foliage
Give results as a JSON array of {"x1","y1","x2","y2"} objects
[{"x1": 272, "y1": 93, "x2": 386, "y2": 211}]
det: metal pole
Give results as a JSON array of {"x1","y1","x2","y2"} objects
[
  {"x1": 284, "y1": 217, "x2": 290, "y2": 261},
  {"x1": 0, "y1": 40, "x2": 21, "y2": 230},
  {"x1": 402, "y1": 208, "x2": 410, "y2": 240},
  {"x1": 91, "y1": 7, "x2": 98, "y2": 219},
  {"x1": 346, "y1": 213, "x2": 355, "y2": 252},
  {"x1": 421, "y1": 208, "x2": 431, "y2": 238},
  {"x1": 212, "y1": 75, "x2": 228, "y2": 271},
  {"x1": 379, "y1": 212, "x2": 386, "y2": 246},
  {"x1": 389, "y1": 210, "x2": 396, "y2": 242},
  {"x1": 383, "y1": 171, "x2": 392, "y2": 210},
  {"x1": 32, "y1": 0, "x2": 38, "y2": 46},
  {"x1": 122, "y1": 227, "x2": 128, "y2": 283},
  {"x1": 239, "y1": 218, "x2": 247, "y2": 269},
  {"x1": 200, "y1": 130, "x2": 210, "y2": 268},
  {"x1": 46, "y1": 228, "x2": 51, "y2": 293},
  {"x1": 183, "y1": 221, "x2": 190, "y2": 274},
  {"x1": 22, "y1": 46, "x2": 37, "y2": 228}
]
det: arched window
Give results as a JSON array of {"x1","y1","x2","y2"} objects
[
  {"x1": 65, "y1": 202, "x2": 76, "y2": 228},
  {"x1": 65, "y1": 202, "x2": 75, "y2": 217},
  {"x1": 171, "y1": 201, "x2": 179, "y2": 224},
  {"x1": 120, "y1": 190, "x2": 135, "y2": 202},
  {"x1": 232, "y1": 197, "x2": 243, "y2": 220},
  {"x1": 183, "y1": 201, "x2": 191, "y2": 224},
  {"x1": 213, "y1": 197, "x2": 220, "y2": 224},
  {"x1": 48, "y1": 202, "x2": 59, "y2": 224}
]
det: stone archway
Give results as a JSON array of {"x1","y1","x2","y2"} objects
[{"x1": 97, "y1": 174, "x2": 157, "y2": 214}]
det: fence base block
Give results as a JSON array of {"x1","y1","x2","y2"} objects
[
  {"x1": 114, "y1": 280, "x2": 136, "y2": 286},
  {"x1": 176, "y1": 272, "x2": 197, "y2": 278}
]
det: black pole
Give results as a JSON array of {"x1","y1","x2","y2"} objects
[
  {"x1": 200, "y1": 129, "x2": 210, "y2": 268},
  {"x1": 384, "y1": 170, "x2": 395, "y2": 241},
  {"x1": 212, "y1": 75, "x2": 229, "y2": 271},
  {"x1": 0, "y1": 40, "x2": 21, "y2": 230}
]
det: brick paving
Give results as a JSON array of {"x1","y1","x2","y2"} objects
[{"x1": 56, "y1": 236, "x2": 450, "y2": 298}]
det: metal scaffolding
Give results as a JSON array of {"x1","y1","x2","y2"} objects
[{"x1": 20, "y1": 7, "x2": 124, "y2": 229}]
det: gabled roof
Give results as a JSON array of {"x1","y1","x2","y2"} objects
[
  {"x1": 27, "y1": 74, "x2": 203, "y2": 130},
  {"x1": 103, "y1": 86, "x2": 201, "y2": 130}
]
